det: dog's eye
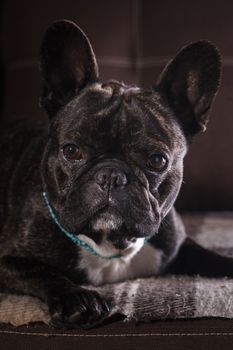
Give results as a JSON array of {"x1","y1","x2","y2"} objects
[
  {"x1": 147, "y1": 154, "x2": 168, "y2": 172},
  {"x1": 62, "y1": 144, "x2": 83, "y2": 161}
]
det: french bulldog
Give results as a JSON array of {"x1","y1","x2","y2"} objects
[{"x1": 0, "y1": 20, "x2": 233, "y2": 329}]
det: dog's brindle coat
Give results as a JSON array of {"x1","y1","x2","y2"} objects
[{"x1": 0, "y1": 20, "x2": 233, "y2": 328}]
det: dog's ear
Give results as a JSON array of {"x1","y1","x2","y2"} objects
[
  {"x1": 40, "y1": 20, "x2": 98, "y2": 117},
  {"x1": 156, "y1": 41, "x2": 221, "y2": 137}
]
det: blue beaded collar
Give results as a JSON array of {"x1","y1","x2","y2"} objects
[{"x1": 42, "y1": 192, "x2": 149, "y2": 260}]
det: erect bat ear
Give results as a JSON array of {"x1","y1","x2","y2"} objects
[
  {"x1": 40, "y1": 20, "x2": 99, "y2": 117},
  {"x1": 156, "y1": 41, "x2": 221, "y2": 138}
]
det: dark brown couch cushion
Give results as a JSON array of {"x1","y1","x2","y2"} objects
[{"x1": 1, "y1": 318, "x2": 233, "y2": 350}]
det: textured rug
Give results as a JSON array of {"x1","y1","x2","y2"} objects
[{"x1": 0, "y1": 212, "x2": 233, "y2": 327}]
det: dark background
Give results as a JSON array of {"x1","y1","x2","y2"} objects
[{"x1": 1, "y1": 0, "x2": 233, "y2": 211}]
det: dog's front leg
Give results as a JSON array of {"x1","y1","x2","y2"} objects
[{"x1": 0, "y1": 256, "x2": 110, "y2": 328}]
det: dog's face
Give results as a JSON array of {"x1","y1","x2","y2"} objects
[{"x1": 40, "y1": 21, "x2": 221, "y2": 256}]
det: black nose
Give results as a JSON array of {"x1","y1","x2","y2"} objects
[{"x1": 94, "y1": 167, "x2": 128, "y2": 190}]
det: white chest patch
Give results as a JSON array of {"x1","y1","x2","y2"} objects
[{"x1": 78, "y1": 238, "x2": 164, "y2": 286}]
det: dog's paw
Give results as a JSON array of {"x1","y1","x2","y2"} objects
[{"x1": 49, "y1": 288, "x2": 110, "y2": 329}]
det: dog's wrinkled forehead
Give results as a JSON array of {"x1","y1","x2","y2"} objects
[{"x1": 54, "y1": 81, "x2": 186, "y2": 154}]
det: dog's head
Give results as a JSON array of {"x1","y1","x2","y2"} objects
[{"x1": 40, "y1": 20, "x2": 221, "y2": 256}]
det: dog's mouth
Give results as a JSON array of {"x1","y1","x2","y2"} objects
[
  {"x1": 91, "y1": 207, "x2": 124, "y2": 234},
  {"x1": 77, "y1": 206, "x2": 149, "y2": 255}
]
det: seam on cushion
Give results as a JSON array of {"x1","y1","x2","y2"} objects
[
  {"x1": 7, "y1": 57, "x2": 233, "y2": 71},
  {"x1": 1, "y1": 330, "x2": 233, "y2": 337}
]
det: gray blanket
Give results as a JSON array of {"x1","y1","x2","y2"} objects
[{"x1": 1, "y1": 212, "x2": 233, "y2": 326}]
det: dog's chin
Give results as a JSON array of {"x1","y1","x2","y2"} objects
[
  {"x1": 76, "y1": 207, "x2": 147, "y2": 259},
  {"x1": 78, "y1": 233, "x2": 145, "y2": 259}
]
